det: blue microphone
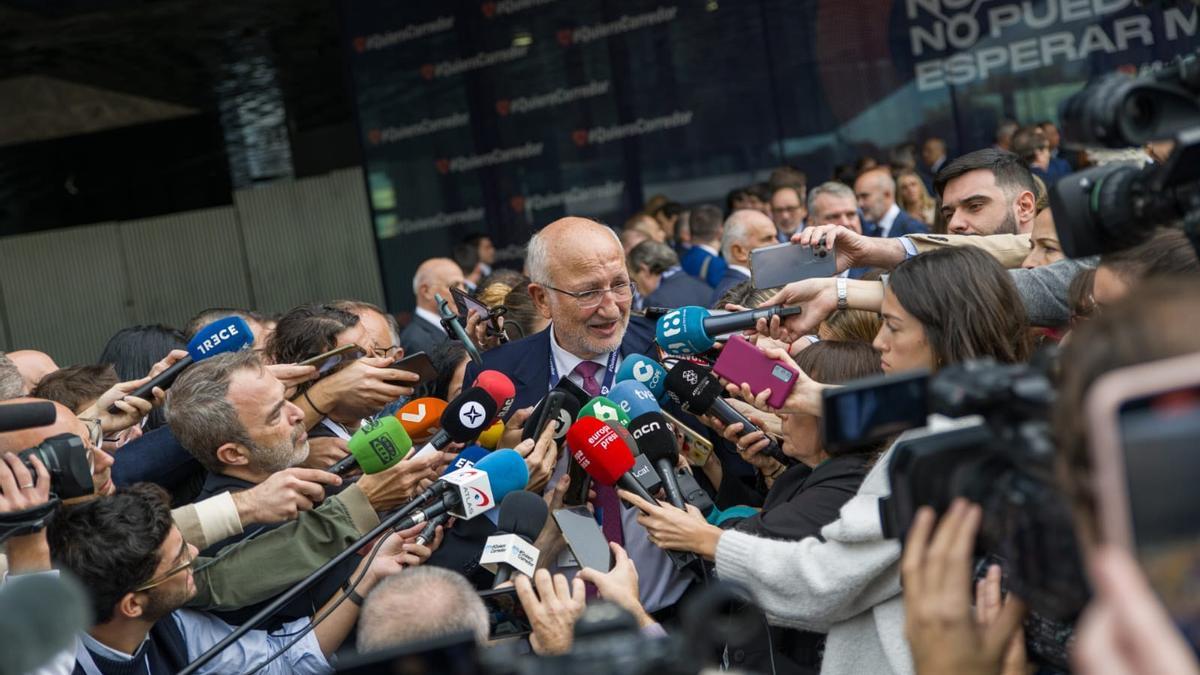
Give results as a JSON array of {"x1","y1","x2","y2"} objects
[
  {"x1": 616, "y1": 355, "x2": 670, "y2": 402},
  {"x1": 472, "y1": 448, "x2": 531, "y2": 498},
  {"x1": 444, "y1": 445, "x2": 489, "y2": 475},
  {"x1": 607, "y1": 380, "x2": 661, "y2": 420},
  {"x1": 655, "y1": 305, "x2": 803, "y2": 355},
  {"x1": 111, "y1": 316, "x2": 254, "y2": 412}
]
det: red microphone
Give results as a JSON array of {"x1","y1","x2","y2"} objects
[
  {"x1": 474, "y1": 370, "x2": 516, "y2": 421},
  {"x1": 564, "y1": 416, "x2": 657, "y2": 504}
]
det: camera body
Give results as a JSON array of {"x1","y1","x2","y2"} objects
[{"x1": 18, "y1": 433, "x2": 94, "y2": 500}]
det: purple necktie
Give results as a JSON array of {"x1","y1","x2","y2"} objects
[{"x1": 571, "y1": 361, "x2": 624, "y2": 547}]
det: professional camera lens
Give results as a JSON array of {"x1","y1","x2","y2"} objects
[
  {"x1": 1060, "y1": 66, "x2": 1200, "y2": 148},
  {"x1": 16, "y1": 433, "x2": 94, "y2": 499}
]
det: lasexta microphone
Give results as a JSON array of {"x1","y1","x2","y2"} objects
[
  {"x1": 578, "y1": 395, "x2": 630, "y2": 428},
  {"x1": 409, "y1": 387, "x2": 498, "y2": 461},
  {"x1": 482, "y1": 491, "x2": 549, "y2": 586},
  {"x1": 616, "y1": 355, "x2": 669, "y2": 402},
  {"x1": 395, "y1": 397, "x2": 447, "y2": 440},
  {"x1": 474, "y1": 370, "x2": 516, "y2": 421},
  {"x1": 606, "y1": 380, "x2": 660, "y2": 420},
  {"x1": 629, "y1": 412, "x2": 686, "y2": 509},
  {"x1": 111, "y1": 316, "x2": 253, "y2": 412},
  {"x1": 0, "y1": 401, "x2": 55, "y2": 433},
  {"x1": 656, "y1": 305, "x2": 802, "y2": 355},
  {"x1": 328, "y1": 416, "x2": 413, "y2": 475},
  {"x1": 664, "y1": 361, "x2": 788, "y2": 462},
  {"x1": 522, "y1": 389, "x2": 579, "y2": 443}
]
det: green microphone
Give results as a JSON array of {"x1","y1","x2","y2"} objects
[
  {"x1": 578, "y1": 395, "x2": 631, "y2": 428},
  {"x1": 327, "y1": 416, "x2": 413, "y2": 475}
]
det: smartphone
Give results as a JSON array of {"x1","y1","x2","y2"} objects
[
  {"x1": 553, "y1": 506, "x2": 612, "y2": 573},
  {"x1": 451, "y1": 286, "x2": 490, "y2": 321},
  {"x1": 661, "y1": 410, "x2": 714, "y2": 465},
  {"x1": 563, "y1": 455, "x2": 592, "y2": 508},
  {"x1": 478, "y1": 586, "x2": 532, "y2": 639},
  {"x1": 750, "y1": 241, "x2": 837, "y2": 290},
  {"x1": 822, "y1": 370, "x2": 930, "y2": 453},
  {"x1": 522, "y1": 390, "x2": 569, "y2": 442},
  {"x1": 298, "y1": 344, "x2": 365, "y2": 375},
  {"x1": 712, "y1": 334, "x2": 800, "y2": 410},
  {"x1": 1086, "y1": 351, "x2": 1200, "y2": 647},
  {"x1": 389, "y1": 351, "x2": 437, "y2": 385}
]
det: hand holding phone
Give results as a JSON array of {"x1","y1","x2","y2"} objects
[
  {"x1": 751, "y1": 241, "x2": 837, "y2": 290},
  {"x1": 298, "y1": 344, "x2": 366, "y2": 375},
  {"x1": 712, "y1": 334, "x2": 800, "y2": 409}
]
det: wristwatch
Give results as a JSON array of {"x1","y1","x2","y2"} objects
[{"x1": 836, "y1": 277, "x2": 849, "y2": 310}]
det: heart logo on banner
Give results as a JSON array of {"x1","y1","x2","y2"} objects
[
  {"x1": 367, "y1": 129, "x2": 382, "y2": 145},
  {"x1": 495, "y1": 99, "x2": 511, "y2": 116},
  {"x1": 352, "y1": 37, "x2": 367, "y2": 53},
  {"x1": 571, "y1": 129, "x2": 588, "y2": 147},
  {"x1": 435, "y1": 159, "x2": 451, "y2": 174},
  {"x1": 420, "y1": 64, "x2": 435, "y2": 80},
  {"x1": 481, "y1": 2, "x2": 497, "y2": 17},
  {"x1": 510, "y1": 196, "x2": 526, "y2": 212},
  {"x1": 557, "y1": 29, "x2": 573, "y2": 47}
]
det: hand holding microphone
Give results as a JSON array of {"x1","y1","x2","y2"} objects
[
  {"x1": 655, "y1": 304, "x2": 802, "y2": 355},
  {"x1": 617, "y1": 488, "x2": 720, "y2": 560}
]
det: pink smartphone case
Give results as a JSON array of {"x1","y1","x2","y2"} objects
[{"x1": 712, "y1": 334, "x2": 800, "y2": 409}]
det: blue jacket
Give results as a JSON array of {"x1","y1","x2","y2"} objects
[
  {"x1": 711, "y1": 267, "x2": 750, "y2": 307},
  {"x1": 680, "y1": 246, "x2": 728, "y2": 288},
  {"x1": 863, "y1": 208, "x2": 928, "y2": 239},
  {"x1": 645, "y1": 269, "x2": 716, "y2": 310}
]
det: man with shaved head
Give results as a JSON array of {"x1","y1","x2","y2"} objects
[
  {"x1": 401, "y1": 257, "x2": 466, "y2": 355},
  {"x1": 455, "y1": 217, "x2": 692, "y2": 613},
  {"x1": 7, "y1": 350, "x2": 59, "y2": 395},
  {"x1": 854, "y1": 168, "x2": 928, "y2": 239},
  {"x1": 713, "y1": 209, "x2": 778, "y2": 303}
]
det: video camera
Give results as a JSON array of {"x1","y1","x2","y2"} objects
[{"x1": 1051, "y1": 47, "x2": 1200, "y2": 258}]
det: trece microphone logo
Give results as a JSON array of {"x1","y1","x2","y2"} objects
[
  {"x1": 459, "y1": 402, "x2": 488, "y2": 428},
  {"x1": 193, "y1": 324, "x2": 241, "y2": 355}
]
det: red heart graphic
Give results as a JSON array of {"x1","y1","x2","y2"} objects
[
  {"x1": 353, "y1": 36, "x2": 367, "y2": 53},
  {"x1": 557, "y1": 29, "x2": 573, "y2": 47},
  {"x1": 481, "y1": 2, "x2": 496, "y2": 17},
  {"x1": 571, "y1": 129, "x2": 588, "y2": 147},
  {"x1": 435, "y1": 159, "x2": 450, "y2": 174},
  {"x1": 367, "y1": 129, "x2": 382, "y2": 145},
  {"x1": 420, "y1": 64, "x2": 435, "y2": 80},
  {"x1": 510, "y1": 196, "x2": 526, "y2": 212},
  {"x1": 495, "y1": 99, "x2": 511, "y2": 116}
]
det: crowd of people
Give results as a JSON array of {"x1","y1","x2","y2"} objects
[{"x1": 1, "y1": 112, "x2": 1198, "y2": 675}]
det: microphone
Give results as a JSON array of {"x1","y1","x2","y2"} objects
[
  {"x1": 474, "y1": 370, "x2": 516, "y2": 421},
  {"x1": 578, "y1": 395, "x2": 630, "y2": 428},
  {"x1": 612, "y1": 421, "x2": 662, "y2": 497},
  {"x1": 629, "y1": 412, "x2": 686, "y2": 509},
  {"x1": 664, "y1": 361, "x2": 789, "y2": 463},
  {"x1": 395, "y1": 397, "x2": 448, "y2": 441},
  {"x1": 0, "y1": 401, "x2": 55, "y2": 433},
  {"x1": 0, "y1": 573, "x2": 90, "y2": 675},
  {"x1": 615, "y1": 355, "x2": 670, "y2": 403},
  {"x1": 405, "y1": 446, "x2": 530, "y2": 514},
  {"x1": 408, "y1": 387, "x2": 499, "y2": 461},
  {"x1": 110, "y1": 316, "x2": 253, "y2": 412},
  {"x1": 436, "y1": 293, "x2": 482, "y2": 366},
  {"x1": 477, "y1": 421, "x2": 505, "y2": 449},
  {"x1": 522, "y1": 389, "x2": 580, "y2": 443},
  {"x1": 327, "y1": 417, "x2": 413, "y2": 475},
  {"x1": 656, "y1": 305, "x2": 801, "y2": 355},
  {"x1": 607, "y1": 380, "x2": 661, "y2": 420},
  {"x1": 481, "y1": 491, "x2": 549, "y2": 586},
  {"x1": 444, "y1": 445, "x2": 489, "y2": 474}
]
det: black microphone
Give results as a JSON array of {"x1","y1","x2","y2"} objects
[
  {"x1": 604, "y1": 421, "x2": 662, "y2": 497},
  {"x1": 0, "y1": 401, "x2": 55, "y2": 433},
  {"x1": 409, "y1": 387, "x2": 498, "y2": 461},
  {"x1": 629, "y1": 412, "x2": 686, "y2": 509},
  {"x1": 436, "y1": 293, "x2": 482, "y2": 366},
  {"x1": 664, "y1": 361, "x2": 789, "y2": 463},
  {"x1": 701, "y1": 305, "x2": 803, "y2": 336},
  {"x1": 485, "y1": 491, "x2": 549, "y2": 587}
]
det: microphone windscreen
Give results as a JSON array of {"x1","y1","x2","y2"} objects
[
  {"x1": 664, "y1": 362, "x2": 721, "y2": 414},
  {"x1": 474, "y1": 370, "x2": 516, "y2": 419},
  {"x1": 497, "y1": 490, "x2": 549, "y2": 542},
  {"x1": 0, "y1": 573, "x2": 91, "y2": 675},
  {"x1": 628, "y1": 412, "x2": 678, "y2": 465},
  {"x1": 395, "y1": 397, "x2": 447, "y2": 438},
  {"x1": 579, "y1": 395, "x2": 631, "y2": 428},
  {"x1": 347, "y1": 416, "x2": 412, "y2": 473},
  {"x1": 444, "y1": 445, "x2": 489, "y2": 475},
  {"x1": 603, "y1": 421, "x2": 639, "y2": 456},
  {"x1": 186, "y1": 316, "x2": 254, "y2": 361},
  {"x1": 440, "y1": 387, "x2": 499, "y2": 442},
  {"x1": 655, "y1": 306, "x2": 712, "y2": 355},
  {"x1": 607, "y1": 380, "x2": 661, "y2": 420},
  {"x1": 0, "y1": 401, "x2": 55, "y2": 433},
  {"x1": 616, "y1": 355, "x2": 669, "y2": 401},
  {"x1": 473, "y1": 448, "x2": 530, "y2": 501},
  {"x1": 477, "y1": 420, "x2": 505, "y2": 449},
  {"x1": 566, "y1": 417, "x2": 634, "y2": 487}
]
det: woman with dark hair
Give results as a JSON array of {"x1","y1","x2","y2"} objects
[
  {"x1": 99, "y1": 325, "x2": 187, "y2": 431},
  {"x1": 415, "y1": 341, "x2": 470, "y2": 402}
]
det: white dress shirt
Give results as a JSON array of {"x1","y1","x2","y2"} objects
[
  {"x1": 413, "y1": 307, "x2": 448, "y2": 334},
  {"x1": 876, "y1": 202, "x2": 902, "y2": 239}
]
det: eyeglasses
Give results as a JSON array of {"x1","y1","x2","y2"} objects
[
  {"x1": 545, "y1": 282, "x2": 634, "y2": 309},
  {"x1": 773, "y1": 205, "x2": 803, "y2": 214},
  {"x1": 134, "y1": 536, "x2": 194, "y2": 592},
  {"x1": 80, "y1": 417, "x2": 103, "y2": 447}
]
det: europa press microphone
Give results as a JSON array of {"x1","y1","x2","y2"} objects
[
  {"x1": 609, "y1": 381, "x2": 687, "y2": 509},
  {"x1": 327, "y1": 416, "x2": 413, "y2": 475},
  {"x1": 395, "y1": 397, "x2": 448, "y2": 442},
  {"x1": 480, "y1": 491, "x2": 549, "y2": 587},
  {"x1": 664, "y1": 360, "x2": 790, "y2": 463},
  {"x1": 408, "y1": 387, "x2": 498, "y2": 461},
  {"x1": 655, "y1": 305, "x2": 802, "y2": 355},
  {"x1": 109, "y1": 316, "x2": 253, "y2": 412},
  {"x1": 179, "y1": 448, "x2": 529, "y2": 675}
]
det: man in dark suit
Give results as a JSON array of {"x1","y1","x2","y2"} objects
[
  {"x1": 679, "y1": 204, "x2": 727, "y2": 288},
  {"x1": 919, "y1": 137, "x2": 948, "y2": 193},
  {"x1": 449, "y1": 217, "x2": 692, "y2": 613},
  {"x1": 712, "y1": 209, "x2": 776, "y2": 305},
  {"x1": 855, "y1": 168, "x2": 928, "y2": 239},
  {"x1": 629, "y1": 240, "x2": 714, "y2": 310},
  {"x1": 399, "y1": 257, "x2": 465, "y2": 355}
]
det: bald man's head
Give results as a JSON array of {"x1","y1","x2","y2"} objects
[
  {"x1": 412, "y1": 258, "x2": 466, "y2": 313},
  {"x1": 0, "y1": 398, "x2": 114, "y2": 497},
  {"x1": 8, "y1": 350, "x2": 59, "y2": 395},
  {"x1": 721, "y1": 210, "x2": 778, "y2": 266},
  {"x1": 854, "y1": 168, "x2": 897, "y2": 223}
]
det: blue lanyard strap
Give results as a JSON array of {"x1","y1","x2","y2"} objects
[{"x1": 548, "y1": 347, "x2": 619, "y2": 395}]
